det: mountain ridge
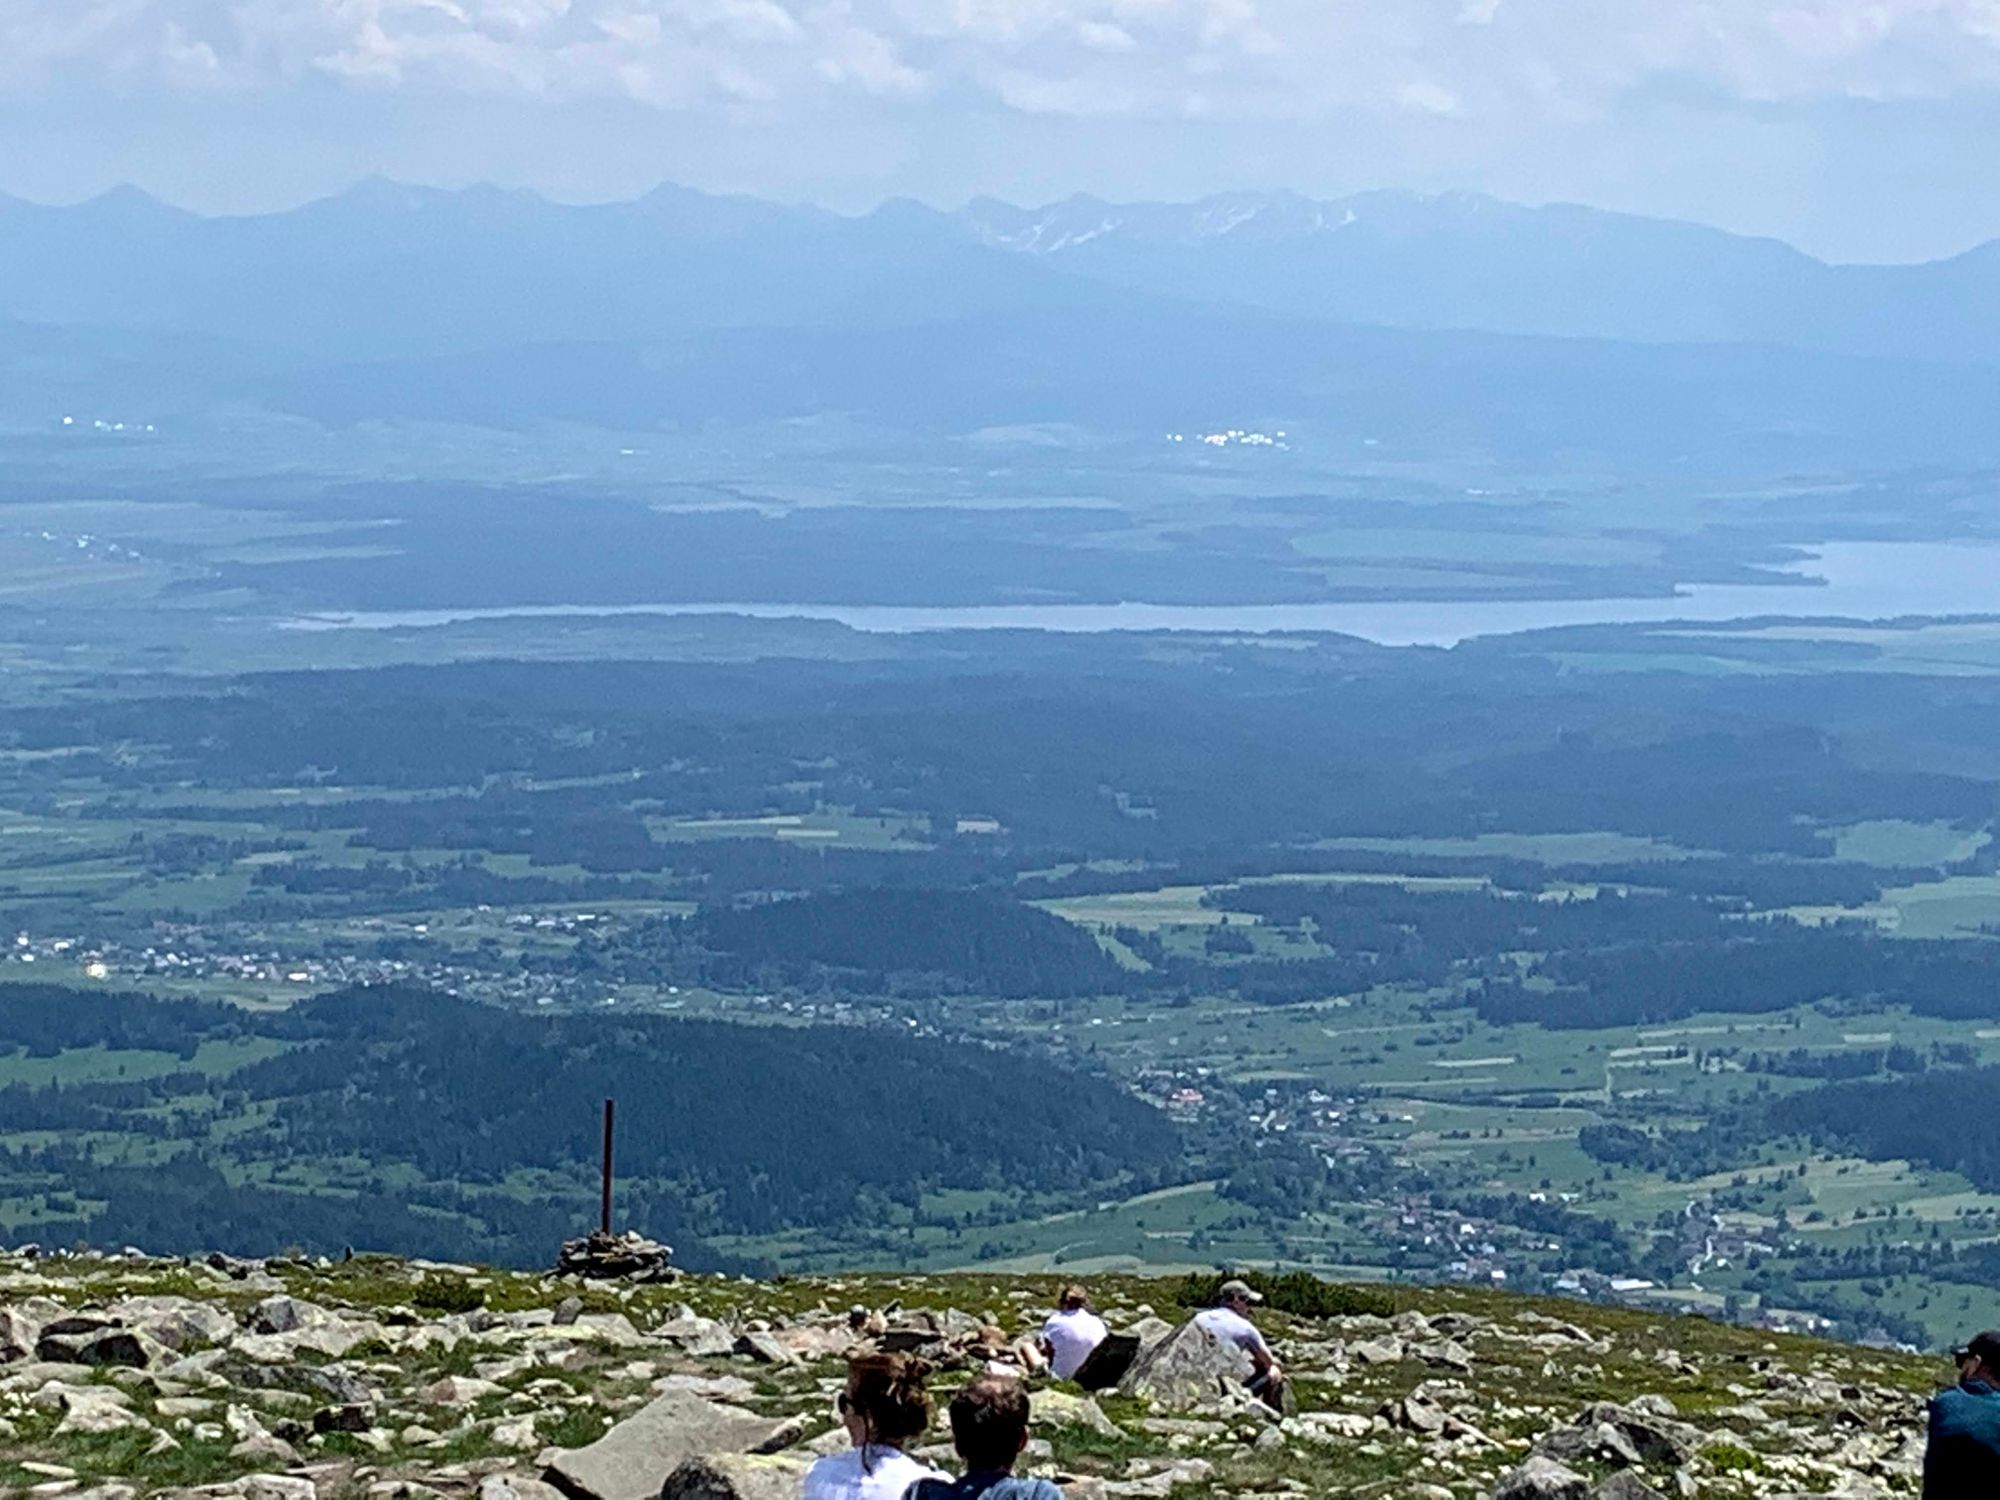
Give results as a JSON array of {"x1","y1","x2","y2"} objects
[
  {"x1": 7, "y1": 176, "x2": 2000, "y2": 369},
  {"x1": 14, "y1": 176, "x2": 2000, "y2": 462},
  {"x1": 0, "y1": 178, "x2": 1896, "y2": 265}
]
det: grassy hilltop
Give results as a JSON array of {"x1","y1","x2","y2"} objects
[{"x1": 0, "y1": 1249, "x2": 1941, "y2": 1500}]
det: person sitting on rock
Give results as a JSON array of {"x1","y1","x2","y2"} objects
[
  {"x1": 1037, "y1": 1284, "x2": 1107, "y2": 1382},
  {"x1": 905, "y1": 1375, "x2": 1065, "y2": 1500},
  {"x1": 968, "y1": 1321, "x2": 1043, "y2": 1377},
  {"x1": 1193, "y1": 1278, "x2": 1285, "y2": 1411},
  {"x1": 804, "y1": 1353, "x2": 948, "y2": 1500},
  {"x1": 1926, "y1": 1330, "x2": 2000, "y2": 1494}
]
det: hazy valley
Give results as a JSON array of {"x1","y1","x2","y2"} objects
[{"x1": 9, "y1": 178, "x2": 2000, "y2": 1393}]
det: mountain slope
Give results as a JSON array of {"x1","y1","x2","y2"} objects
[
  {"x1": 0, "y1": 981, "x2": 1184, "y2": 1268},
  {"x1": 14, "y1": 180, "x2": 2000, "y2": 462},
  {"x1": 0, "y1": 1249, "x2": 1940, "y2": 1500},
  {"x1": 247, "y1": 300, "x2": 2000, "y2": 468},
  {"x1": 0, "y1": 181, "x2": 1124, "y2": 361},
  {"x1": 956, "y1": 187, "x2": 2000, "y2": 362}
]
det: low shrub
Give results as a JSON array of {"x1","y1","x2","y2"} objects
[
  {"x1": 412, "y1": 1278, "x2": 486, "y2": 1313},
  {"x1": 1172, "y1": 1270, "x2": 1394, "y2": 1320}
]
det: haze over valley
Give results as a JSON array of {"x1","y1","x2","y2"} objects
[{"x1": 16, "y1": 123, "x2": 2000, "y2": 1372}]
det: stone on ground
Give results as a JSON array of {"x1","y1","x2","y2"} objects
[
  {"x1": 1116, "y1": 1318, "x2": 1252, "y2": 1408},
  {"x1": 1031, "y1": 1389, "x2": 1121, "y2": 1438},
  {"x1": 542, "y1": 1388, "x2": 795, "y2": 1500},
  {"x1": 1589, "y1": 1474, "x2": 1667, "y2": 1500},
  {"x1": 479, "y1": 1474, "x2": 569, "y2": 1500},
  {"x1": 1493, "y1": 1456, "x2": 1591, "y2": 1500},
  {"x1": 657, "y1": 1455, "x2": 810, "y2": 1500}
]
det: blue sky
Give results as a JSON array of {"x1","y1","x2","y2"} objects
[{"x1": 4, "y1": 1, "x2": 1998, "y2": 262}]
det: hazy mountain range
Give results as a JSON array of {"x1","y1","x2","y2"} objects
[
  {"x1": 11, "y1": 179, "x2": 2000, "y2": 361},
  {"x1": 8, "y1": 179, "x2": 2000, "y2": 464}
]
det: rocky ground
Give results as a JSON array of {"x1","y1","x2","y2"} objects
[{"x1": 0, "y1": 1250, "x2": 1943, "y2": 1499}]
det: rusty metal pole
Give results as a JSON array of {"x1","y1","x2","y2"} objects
[{"x1": 600, "y1": 1098, "x2": 615, "y2": 1236}]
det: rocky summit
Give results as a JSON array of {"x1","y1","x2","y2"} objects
[{"x1": 0, "y1": 1250, "x2": 1943, "y2": 1500}]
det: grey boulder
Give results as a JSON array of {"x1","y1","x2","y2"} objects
[
  {"x1": 732, "y1": 1331, "x2": 794, "y2": 1366},
  {"x1": 657, "y1": 1456, "x2": 810, "y2": 1500},
  {"x1": 1493, "y1": 1457, "x2": 1591, "y2": 1500},
  {"x1": 543, "y1": 1389, "x2": 795, "y2": 1500},
  {"x1": 652, "y1": 1309, "x2": 735, "y2": 1360},
  {"x1": 1535, "y1": 1422, "x2": 1644, "y2": 1469},
  {"x1": 1572, "y1": 1402, "x2": 1698, "y2": 1468},
  {"x1": 1, "y1": 1305, "x2": 40, "y2": 1361},
  {"x1": 1590, "y1": 1475, "x2": 1667, "y2": 1500},
  {"x1": 110, "y1": 1296, "x2": 236, "y2": 1350},
  {"x1": 248, "y1": 1296, "x2": 324, "y2": 1335},
  {"x1": 1031, "y1": 1389, "x2": 1121, "y2": 1438},
  {"x1": 37, "y1": 1328, "x2": 164, "y2": 1369},
  {"x1": 1117, "y1": 1318, "x2": 1251, "y2": 1408},
  {"x1": 480, "y1": 1477, "x2": 569, "y2": 1500}
]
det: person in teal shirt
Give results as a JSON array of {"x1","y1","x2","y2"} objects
[
  {"x1": 904, "y1": 1377, "x2": 1064, "y2": 1500},
  {"x1": 1927, "y1": 1330, "x2": 2000, "y2": 1496}
]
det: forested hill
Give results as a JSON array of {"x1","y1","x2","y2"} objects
[
  {"x1": 1776, "y1": 1065, "x2": 2000, "y2": 1197},
  {"x1": 579, "y1": 888, "x2": 1126, "y2": 998},
  {"x1": 0, "y1": 982, "x2": 1184, "y2": 1267}
]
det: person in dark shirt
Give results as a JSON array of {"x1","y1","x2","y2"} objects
[
  {"x1": 903, "y1": 1376, "x2": 1064, "y2": 1500},
  {"x1": 1926, "y1": 1330, "x2": 2000, "y2": 1496}
]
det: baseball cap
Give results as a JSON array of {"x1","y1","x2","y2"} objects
[
  {"x1": 1953, "y1": 1331, "x2": 2000, "y2": 1364},
  {"x1": 1218, "y1": 1278, "x2": 1265, "y2": 1304}
]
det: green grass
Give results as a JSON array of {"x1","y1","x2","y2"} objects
[
  {"x1": 648, "y1": 809, "x2": 931, "y2": 850},
  {"x1": 1309, "y1": 831, "x2": 1700, "y2": 864},
  {"x1": 0, "y1": 1035, "x2": 291, "y2": 1087},
  {"x1": 1828, "y1": 819, "x2": 1991, "y2": 868},
  {"x1": 1039, "y1": 885, "x2": 1245, "y2": 930}
]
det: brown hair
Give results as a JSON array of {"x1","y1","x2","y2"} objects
[
  {"x1": 948, "y1": 1376, "x2": 1032, "y2": 1473},
  {"x1": 1058, "y1": 1283, "x2": 1089, "y2": 1311},
  {"x1": 844, "y1": 1352, "x2": 933, "y2": 1452}
]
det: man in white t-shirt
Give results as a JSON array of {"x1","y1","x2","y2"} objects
[
  {"x1": 1040, "y1": 1283, "x2": 1109, "y2": 1381},
  {"x1": 1193, "y1": 1279, "x2": 1285, "y2": 1410}
]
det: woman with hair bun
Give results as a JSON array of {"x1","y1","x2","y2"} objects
[{"x1": 802, "y1": 1352, "x2": 948, "y2": 1500}]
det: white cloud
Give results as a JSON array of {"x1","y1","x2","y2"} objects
[
  {"x1": 812, "y1": 17, "x2": 924, "y2": 96},
  {"x1": 1397, "y1": 79, "x2": 1463, "y2": 116},
  {"x1": 1073, "y1": 18, "x2": 1137, "y2": 51},
  {"x1": 10, "y1": 0, "x2": 2000, "y2": 123}
]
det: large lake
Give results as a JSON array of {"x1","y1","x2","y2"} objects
[{"x1": 285, "y1": 539, "x2": 2000, "y2": 648}]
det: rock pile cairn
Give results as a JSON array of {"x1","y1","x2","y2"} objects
[{"x1": 554, "y1": 1234, "x2": 676, "y2": 1284}]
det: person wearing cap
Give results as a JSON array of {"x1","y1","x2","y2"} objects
[
  {"x1": 1193, "y1": 1279, "x2": 1285, "y2": 1410},
  {"x1": 1039, "y1": 1284, "x2": 1108, "y2": 1382},
  {"x1": 1927, "y1": 1331, "x2": 2000, "y2": 1494}
]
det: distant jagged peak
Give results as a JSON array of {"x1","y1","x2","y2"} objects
[
  {"x1": 0, "y1": 179, "x2": 1845, "y2": 271},
  {"x1": 956, "y1": 186, "x2": 1509, "y2": 253},
  {"x1": 67, "y1": 183, "x2": 195, "y2": 222},
  {"x1": 958, "y1": 191, "x2": 1128, "y2": 253},
  {"x1": 633, "y1": 178, "x2": 799, "y2": 216},
  {"x1": 952, "y1": 184, "x2": 1830, "y2": 262},
  {"x1": 309, "y1": 174, "x2": 460, "y2": 213},
  {"x1": 267, "y1": 176, "x2": 834, "y2": 242},
  {"x1": 860, "y1": 193, "x2": 957, "y2": 230}
]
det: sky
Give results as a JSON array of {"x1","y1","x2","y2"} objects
[{"x1": 3, "y1": 1, "x2": 1999, "y2": 263}]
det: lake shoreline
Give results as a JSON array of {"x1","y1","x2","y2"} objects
[{"x1": 276, "y1": 540, "x2": 2000, "y2": 648}]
